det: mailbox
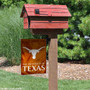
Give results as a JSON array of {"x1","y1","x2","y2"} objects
[
  {"x1": 20, "y1": 4, "x2": 71, "y2": 90},
  {"x1": 20, "y1": 4, "x2": 71, "y2": 35}
]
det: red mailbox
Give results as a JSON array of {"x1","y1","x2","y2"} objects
[
  {"x1": 20, "y1": 4, "x2": 71, "y2": 90},
  {"x1": 20, "y1": 4, "x2": 71, "y2": 35}
]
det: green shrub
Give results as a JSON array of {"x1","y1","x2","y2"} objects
[
  {"x1": 0, "y1": 0, "x2": 26, "y2": 8},
  {"x1": 78, "y1": 15, "x2": 90, "y2": 36},
  {"x1": 58, "y1": 32, "x2": 87, "y2": 60},
  {"x1": 78, "y1": 16, "x2": 90, "y2": 63}
]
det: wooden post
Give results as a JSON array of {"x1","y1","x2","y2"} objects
[{"x1": 48, "y1": 34, "x2": 58, "y2": 90}]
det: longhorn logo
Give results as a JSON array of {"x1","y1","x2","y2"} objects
[{"x1": 23, "y1": 46, "x2": 45, "y2": 59}]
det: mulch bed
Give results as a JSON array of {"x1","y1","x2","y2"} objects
[{"x1": 0, "y1": 57, "x2": 90, "y2": 80}]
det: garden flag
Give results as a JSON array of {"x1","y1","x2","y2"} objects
[{"x1": 21, "y1": 39, "x2": 46, "y2": 75}]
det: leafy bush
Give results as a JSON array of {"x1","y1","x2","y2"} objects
[
  {"x1": 58, "y1": 32, "x2": 86, "y2": 60},
  {"x1": 78, "y1": 15, "x2": 90, "y2": 36},
  {"x1": 0, "y1": 0, "x2": 26, "y2": 8},
  {"x1": 78, "y1": 16, "x2": 90, "y2": 63}
]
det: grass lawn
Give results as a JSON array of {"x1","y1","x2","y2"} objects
[{"x1": 0, "y1": 70, "x2": 90, "y2": 90}]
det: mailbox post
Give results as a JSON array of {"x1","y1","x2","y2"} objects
[
  {"x1": 21, "y1": 4, "x2": 71, "y2": 90},
  {"x1": 48, "y1": 34, "x2": 58, "y2": 90}
]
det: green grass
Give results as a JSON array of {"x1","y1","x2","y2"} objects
[
  {"x1": 0, "y1": 8, "x2": 35, "y2": 65},
  {"x1": 0, "y1": 8, "x2": 45, "y2": 65},
  {"x1": 0, "y1": 70, "x2": 90, "y2": 90}
]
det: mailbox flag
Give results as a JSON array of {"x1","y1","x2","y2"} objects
[{"x1": 21, "y1": 39, "x2": 46, "y2": 75}]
